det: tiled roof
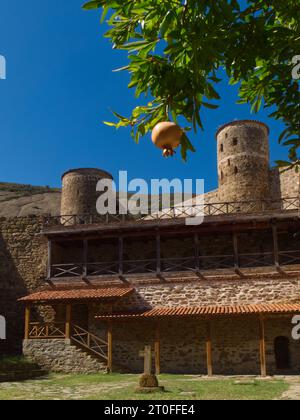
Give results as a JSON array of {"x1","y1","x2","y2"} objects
[
  {"x1": 95, "y1": 303, "x2": 300, "y2": 320},
  {"x1": 19, "y1": 287, "x2": 134, "y2": 303}
]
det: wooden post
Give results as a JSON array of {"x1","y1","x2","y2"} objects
[
  {"x1": 233, "y1": 232, "x2": 239, "y2": 270},
  {"x1": 24, "y1": 305, "x2": 31, "y2": 340},
  {"x1": 194, "y1": 233, "x2": 200, "y2": 271},
  {"x1": 47, "y1": 240, "x2": 52, "y2": 279},
  {"x1": 154, "y1": 321, "x2": 161, "y2": 375},
  {"x1": 83, "y1": 239, "x2": 88, "y2": 277},
  {"x1": 107, "y1": 321, "x2": 113, "y2": 373},
  {"x1": 65, "y1": 304, "x2": 72, "y2": 339},
  {"x1": 272, "y1": 225, "x2": 280, "y2": 269},
  {"x1": 259, "y1": 315, "x2": 267, "y2": 377},
  {"x1": 118, "y1": 236, "x2": 124, "y2": 276},
  {"x1": 206, "y1": 321, "x2": 213, "y2": 377},
  {"x1": 156, "y1": 232, "x2": 161, "y2": 275}
]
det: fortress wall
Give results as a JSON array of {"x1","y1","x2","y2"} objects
[
  {"x1": 0, "y1": 216, "x2": 48, "y2": 354},
  {"x1": 269, "y1": 167, "x2": 300, "y2": 201}
]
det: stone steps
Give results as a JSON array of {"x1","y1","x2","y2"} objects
[{"x1": 23, "y1": 339, "x2": 107, "y2": 374}]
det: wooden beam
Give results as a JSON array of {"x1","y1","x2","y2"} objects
[
  {"x1": 233, "y1": 232, "x2": 239, "y2": 270},
  {"x1": 65, "y1": 304, "x2": 72, "y2": 340},
  {"x1": 272, "y1": 225, "x2": 280, "y2": 269},
  {"x1": 206, "y1": 321, "x2": 213, "y2": 377},
  {"x1": 259, "y1": 315, "x2": 267, "y2": 377},
  {"x1": 45, "y1": 217, "x2": 300, "y2": 243},
  {"x1": 47, "y1": 240, "x2": 52, "y2": 279},
  {"x1": 154, "y1": 321, "x2": 161, "y2": 375},
  {"x1": 107, "y1": 321, "x2": 113, "y2": 373},
  {"x1": 83, "y1": 239, "x2": 88, "y2": 277},
  {"x1": 118, "y1": 236, "x2": 124, "y2": 276},
  {"x1": 156, "y1": 232, "x2": 161, "y2": 275},
  {"x1": 24, "y1": 305, "x2": 31, "y2": 340},
  {"x1": 194, "y1": 233, "x2": 200, "y2": 271}
]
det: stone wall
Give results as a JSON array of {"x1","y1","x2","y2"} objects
[
  {"x1": 87, "y1": 275, "x2": 300, "y2": 375},
  {"x1": 269, "y1": 167, "x2": 300, "y2": 201},
  {"x1": 93, "y1": 315, "x2": 300, "y2": 375},
  {"x1": 23, "y1": 339, "x2": 107, "y2": 374},
  {"x1": 108, "y1": 276, "x2": 300, "y2": 312},
  {"x1": 0, "y1": 216, "x2": 48, "y2": 355}
]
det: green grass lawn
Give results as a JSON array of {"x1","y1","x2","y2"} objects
[
  {"x1": 0, "y1": 356, "x2": 38, "y2": 371},
  {"x1": 0, "y1": 373, "x2": 288, "y2": 400}
]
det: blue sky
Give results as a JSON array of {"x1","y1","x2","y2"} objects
[{"x1": 0, "y1": 1, "x2": 289, "y2": 192}]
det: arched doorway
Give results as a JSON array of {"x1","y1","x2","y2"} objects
[{"x1": 274, "y1": 336, "x2": 290, "y2": 370}]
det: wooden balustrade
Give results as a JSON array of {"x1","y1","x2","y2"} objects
[
  {"x1": 28, "y1": 322, "x2": 66, "y2": 339},
  {"x1": 71, "y1": 324, "x2": 108, "y2": 361},
  {"x1": 43, "y1": 197, "x2": 300, "y2": 228},
  {"x1": 48, "y1": 249, "x2": 300, "y2": 279}
]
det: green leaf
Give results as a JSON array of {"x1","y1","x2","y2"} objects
[
  {"x1": 160, "y1": 11, "x2": 174, "y2": 38},
  {"x1": 103, "y1": 121, "x2": 117, "y2": 127},
  {"x1": 100, "y1": 5, "x2": 109, "y2": 23},
  {"x1": 275, "y1": 160, "x2": 292, "y2": 168},
  {"x1": 82, "y1": 1, "x2": 101, "y2": 10},
  {"x1": 112, "y1": 65, "x2": 130, "y2": 72},
  {"x1": 202, "y1": 102, "x2": 219, "y2": 110},
  {"x1": 180, "y1": 132, "x2": 196, "y2": 162}
]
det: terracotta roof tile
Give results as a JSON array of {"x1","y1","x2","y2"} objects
[
  {"x1": 19, "y1": 287, "x2": 134, "y2": 303},
  {"x1": 95, "y1": 303, "x2": 300, "y2": 320}
]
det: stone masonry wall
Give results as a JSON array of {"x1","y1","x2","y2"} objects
[
  {"x1": 0, "y1": 216, "x2": 48, "y2": 354},
  {"x1": 217, "y1": 122, "x2": 270, "y2": 203},
  {"x1": 269, "y1": 167, "x2": 300, "y2": 201},
  {"x1": 88, "y1": 275, "x2": 300, "y2": 374},
  {"x1": 94, "y1": 315, "x2": 300, "y2": 375},
  {"x1": 23, "y1": 339, "x2": 107, "y2": 374},
  {"x1": 112, "y1": 276, "x2": 300, "y2": 312}
]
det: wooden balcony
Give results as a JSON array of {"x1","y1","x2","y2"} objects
[
  {"x1": 48, "y1": 250, "x2": 300, "y2": 280},
  {"x1": 42, "y1": 197, "x2": 300, "y2": 230}
]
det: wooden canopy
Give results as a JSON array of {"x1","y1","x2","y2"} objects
[
  {"x1": 95, "y1": 303, "x2": 300, "y2": 320},
  {"x1": 19, "y1": 287, "x2": 134, "y2": 304}
]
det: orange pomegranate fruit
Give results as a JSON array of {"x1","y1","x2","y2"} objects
[{"x1": 152, "y1": 122, "x2": 183, "y2": 157}]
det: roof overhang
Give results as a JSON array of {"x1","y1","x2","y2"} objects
[
  {"x1": 19, "y1": 287, "x2": 134, "y2": 305},
  {"x1": 95, "y1": 303, "x2": 300, "y2": 320},
  {"x1": 41, "y1": 212, "x2": 300, "y2": 240}
]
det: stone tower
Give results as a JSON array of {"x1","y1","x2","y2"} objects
[
  {"x1": 61, "y1": 168, "x2": 113, "y2": 218},
  {"x1": 216, "y1": 120, "x2": 270, "y2": 203}
]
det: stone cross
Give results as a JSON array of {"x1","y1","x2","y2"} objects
[{"x1": 139, "y1": 345, "x2": 153, "y2": 375}]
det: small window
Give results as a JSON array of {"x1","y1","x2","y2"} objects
[
  {"x1": 274, "y1": 337, "x2": 290, "y2": 369},
  {"x1": 233, "y1": 137, "x2": 238, "y2": 146},
  {"x1": 234, "y1": 166, "x2": 238, "y2": 175},
  {"x1": 228, "y1": 159, "x2": 231, "y2": 166},
  {"x1": 220, "y1": 144, "x2": 224, "y2": 153},
  {"x1": 220, "y1": 171, "x2": 224, "y2": 181},
  {"x1": 225, "y1": 133, "x2": 228, "y2": 139}
]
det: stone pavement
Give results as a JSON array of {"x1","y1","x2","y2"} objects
[{"x1": 277, "y1": 376, "x2": 300, "y2": 400}]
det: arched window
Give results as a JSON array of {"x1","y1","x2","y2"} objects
[
  {"x1": 220, "y1": 144, "x2": 224, "y2": 153},
  {"x1": 234, "y1": 166, "x2": 238, "y2": 175},
  {"x1": 233, "y1": 137, "x2": 238, "y2": 146},
  {"x1": 274, "y1": 336, "x2": 290, "y2": 369},
  {"x1": 228, "y1": 159, "x2": 231, "y2": 166}
]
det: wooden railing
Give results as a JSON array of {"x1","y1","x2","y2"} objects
[
  {"x1": 28, "y1": 322, "x2": 66, "y2": 339},
  {"x1": 43, "y1": 197, "x2": 300, "y2": 228},
  {"x1": 27, "y1": 322, "x2": 109, "y2": 363},
  {"x1": 71, "y1": 324, "x2": 108, "y2": 361},
  {"x1": 48, "y1": 250, "x2": 300, "y2": 278}
]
